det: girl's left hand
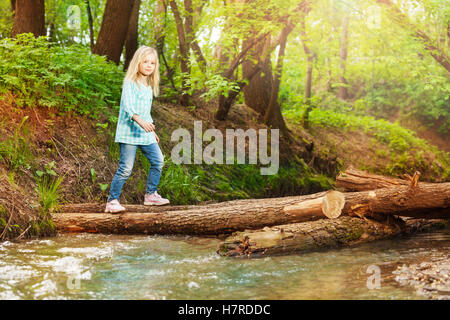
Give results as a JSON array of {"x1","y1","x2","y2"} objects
[{"x1": 155, "y1": 132, "x2": 160, "y2": 144}]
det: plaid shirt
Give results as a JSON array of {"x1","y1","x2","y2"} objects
[{"x1": 114, "y1": 79, "x2": 157, "y2": 145}]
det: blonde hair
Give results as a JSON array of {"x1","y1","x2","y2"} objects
[{"x1": 124, "y1": 46, "x2": 160, "y2": 97}]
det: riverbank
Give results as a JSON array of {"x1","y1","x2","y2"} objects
[{"x1": 393, "y1": 252, "x2": 450, "y2": 300}]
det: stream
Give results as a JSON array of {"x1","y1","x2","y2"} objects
[{"x1": 0, "y1": 226, "x2": 449, "y2": 300}]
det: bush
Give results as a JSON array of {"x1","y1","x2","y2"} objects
[{"x1": 0, "y1": 34, "x2": 123, "y2": 119}]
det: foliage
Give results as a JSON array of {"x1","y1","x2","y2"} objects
[
  {"x1": 157, "y1": 157, "x2": 203, "y2": 205},
  {"x1": 284, "y1": 106, "x2": 450, "y2": 179},
  {"x1": 35, "y1": 161, "x2": 64, "y2": 215},
  {"x1": 0, "y1": 116, "x2": 33, "y2": 172},
  {"x1": 0, "y1": 34, "x2": 123, "y2": 118}
]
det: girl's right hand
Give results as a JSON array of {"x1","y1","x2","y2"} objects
[
  {"x1": 139, "y1": 120, "x2": 155, "y2": 133},
  {"x1": 132, "y1": 115, "x2": 155, "y2": 132}
]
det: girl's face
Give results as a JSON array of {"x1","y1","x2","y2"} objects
[{"x1": 139, "y1": 53, "x2": 156, "y2": 76}]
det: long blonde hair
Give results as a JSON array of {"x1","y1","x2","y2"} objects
[{"x1": 124, "y1": 46, "x2": 160, "y2": 97}]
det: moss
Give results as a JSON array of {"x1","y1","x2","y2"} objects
[{"x1": 334, "y1": 225, "x2": 365, "y2": 243}]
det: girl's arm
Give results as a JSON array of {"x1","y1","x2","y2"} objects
[
  {"x1": 122, "y1": 81, "x2": 155, "y2": 132},
  {"x1": 122, "y1": 81, "x2": 139, "y2": 121},
  {"x1": 132, "y1": 114, "x2": 155, "y2": 133}
]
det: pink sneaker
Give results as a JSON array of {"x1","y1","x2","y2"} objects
[
  {"x1": 144, "y1": 191, "x2": 170, "y2": 206},
  {"x1": 104, "y1": 199, "x2": 126, "y2": 213}
]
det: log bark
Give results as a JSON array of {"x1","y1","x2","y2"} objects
[
  {"x1": 54, "y1": 181, "x2": 449, "y2": 235},
  {"x1": 54, "y1": 191, "x2": 341, "y2": 235},
  {"x1": 342, "y1": 183, "x2": 450, "y2": 220},
  {"x1": 217, "y1": 217, "x2": 448, "y2": 258},
  {"x1": 336, "y1": 167, "x2": 424, "y2": 191}
]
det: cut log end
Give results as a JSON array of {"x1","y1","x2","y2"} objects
[
  {"x1": 322, "y1": 190, "x2": 345, "y2": 219},
  {"x1": 282, "y1": 191, "x2": 345, "y2": 220}
]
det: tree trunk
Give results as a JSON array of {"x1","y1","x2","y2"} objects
[
  {"x1": 54, "y1": 181, "x2": 449, "y2": 235},
  {"x1": 169, "y1": 0, "x2": 191, "y2": 106},
  {"x1": 11, "y1": 0, "x2": 45, "y2": 38},
  {"x1": 183, "y1": 0, "x2": 206, "y2": 73},
  {"x1": 154, "y1": 0, "x2": 177, "y2": 93},
  {"x1": 263, "y1": 23, "x2": 293, "y2": 135},
  {"x1": 10, "y1": 0, "x2": 16, "y2": 12},
  {"x1": 85, "y1": 0, "x2": 95, "y2": 51},
  {"x1": 217, "y1": 217, "x2": 447, "y2": 257},
  {"x1": 124, "y1": 0, "x2": 141, "y2": 70},
  {"x1": 336, "y1": 167, "x2": 425, "y2": 191},
  {"x1": 376, "y1": 0, "x2": 450, "y2": 73},
  {"x1": 55, "y1": 191, "x2": 336, "y2": 235},
  {"x1": 342, "y1": 183, "x2": 450, "y2": 220},
  {"x1": 299, "y1": 11, "x2": 315, "y2": 128},
  {"x1": 338, "y1": 14, "x2": 349, "y2": 100},
  {"x1": 93, "y1": 0, "x2": 134, "y2": 65},
  {"x1": 242, "y1": 34, "x2": 273, "y2": 116},
  {"x1": 215, "y1": 62, "x2": 263, "y2": 121},
  {"x1": 215, "y1": 0, "x2": 311, "y2": 121}
]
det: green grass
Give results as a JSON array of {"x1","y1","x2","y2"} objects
[
  {"x1": 36, "y1": 175, "x2": 64, "y2": 215},
  {"x1": 0, "y1": 115, "x2": 34, "y2": 172},
  {"x1": 284, "y1": 107, "x2": 450, "y2": 180}
]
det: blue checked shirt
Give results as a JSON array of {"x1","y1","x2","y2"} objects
[{"x1": 115, "y1": 79, "x2": 157, "y2": 145}]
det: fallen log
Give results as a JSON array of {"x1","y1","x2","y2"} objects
[
  {"x1": 336, "y1": 167, "x2": 425, "y2": 191},
  {"x1": 54, "y1": 182, "x2": 450, "y2": 235},
  {"x1": 342, "y1": 183, "x2": 450, "y2": 220},
  {"x1": 53, "y1": 191, "x2": 345, "y2": 235},
  {"x1": 217, "y1": 217, "x2": 448, "y2": 258}
]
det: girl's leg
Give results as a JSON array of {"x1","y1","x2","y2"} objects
[
  {"x1": 139, "y1": 142, "x2": 164, "y2": 194},
  {"x1": 107, "y1": 143, "x2": 138, "y2": 202}
]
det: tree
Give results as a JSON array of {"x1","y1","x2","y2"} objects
[
  {"x1": 85, "y1": 0, "x2": 95, "y2": 50},
  {"x1": 376, "y1": 0, "x2": 450, "y2": 73},
  {"x1": 93, "y1": 0, "x2": 134, "y2": 65},
  {"x1": 169, "y1": 0, "x2": 207, "y2": 105},
  {"x1": 338, "y1": 14, "x2": 349, "y2": 100},
  {"x1": 242, "y1": 33, "x2": 273, "y2": 116},
  {"x1": 124, "y1": 0, "x2": 142, "y2": 70},
  {"x1": 298, "y1": 3, "x2": 315, "y2": 128},
  {"x1": 11, "y1": 0, "x2": 45, "y2": 38},
  {"x1": 169, "y1": 0, "x2": 192, "y2": 106},
  {"x1": 263, "y1": 22, "x2": 294, "y2": 135}
]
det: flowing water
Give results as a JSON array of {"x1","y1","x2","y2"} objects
[{"x1": 0, "y1": 226, "x2": 449, "y2": 300}]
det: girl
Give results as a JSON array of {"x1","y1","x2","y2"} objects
[{"x1": 105, "y1": 46, "x2": 170, "y2": 213}]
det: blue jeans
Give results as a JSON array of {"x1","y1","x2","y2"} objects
[{"x1": 108, "y1": 143, "x2": 164, "y2": 202}]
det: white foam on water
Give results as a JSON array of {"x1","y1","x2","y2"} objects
[
  {"x1": 28, "y1": 239, "x2": 55, "y2": 245},
  {"x1": 188, "y1": 281, "x2": 200, "y2": 289},
  {"x1": 31, "y1": 276, "x2": 58, "y2": 299},
  {"x1": 57, "y1": 246, "x2": 114, "y2": 260},
  {"x1": 146, "y1": 269, "x2": 167, "y2": 277},
  {"x1": 0, "y1": 265, "x2": 38, "y2": 281},
  {"x1": 17, "y1": 249, "x2": 35, "y2": 253},
  {"x1": 39, "y1": 256, "x2": 86, "y2": 275},
  {"x1": 0, "y1": 288, "x2": 20, "y2": 300},
  {"x1": 172, "y1": 254, "x2": 220, "y2": 265}
]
